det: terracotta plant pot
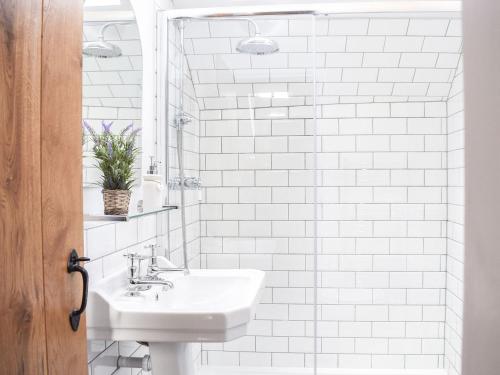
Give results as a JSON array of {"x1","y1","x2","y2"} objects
[{"x1": 102, "y1": 189, "x2": 131, "y2": 215}]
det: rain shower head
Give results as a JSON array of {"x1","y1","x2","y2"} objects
[
  {"x1": 83, "y1": 38, "x2": 122, "y2": 58},
  {"x1": 236, "y1": 35, "x2": 279, "y2": 55},
  {"x1": 183, "y1": 16, "x2": 279, "y2": 55},
  {"x1": 231, "y1": 17, "x2": 279, "y2": 55},
  {"x1": 83, "y1": 22, "x2": 123, "y2": 58}
]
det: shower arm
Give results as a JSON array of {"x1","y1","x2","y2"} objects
[{"x1": 96, "y1": 21, "x2": 133, "y2": 40}]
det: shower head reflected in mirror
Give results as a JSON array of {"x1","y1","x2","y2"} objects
[
  {"x1": 83, "y1": 22, "x2": 124, "y2": 58},
  {"x1": 83, "y1": 38, "x2": 122, "y2": 58}
]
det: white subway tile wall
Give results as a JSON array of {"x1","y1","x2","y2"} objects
[{"x1": 182, "y1": 16, "x2": 464, "y2": 371}]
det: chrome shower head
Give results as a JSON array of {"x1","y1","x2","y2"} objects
[
  {"x1": 185, "y1": 17, "x2": 279, "y2": 55},
  {"x1": 83, "y1": 37, "x2": 122, "y2": 58},
  {"x1": 83, "y1": 22, "x2": 123, "y2": 58},
  {"x1": 236, "y1": 35, "x2": 279, "y2": 55}
]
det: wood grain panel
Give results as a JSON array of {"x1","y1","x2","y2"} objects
[
  {"x1": 40, "y1": 0, "x2": 87, "y2": 373},
  {"x1": 0, "y1": 0, "x2": 48, "y2": 374}
]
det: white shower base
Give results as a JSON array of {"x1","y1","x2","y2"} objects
[{"x1": 199, "y1": 367, "x2": 447, "y2": 375}]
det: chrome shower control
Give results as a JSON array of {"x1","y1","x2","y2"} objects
[{"x1": 168, "y1": 176, "x2": 201, "y2": 190}]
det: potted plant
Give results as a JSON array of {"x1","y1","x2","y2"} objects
[{"x1": 83, "y1": 120, "x2": 140, "y2": 215}]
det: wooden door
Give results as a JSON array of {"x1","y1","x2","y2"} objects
[
  {"x1": 0, "y1": 0, "x2": 47, "y2": 373},
  {"x1": 0, "y1": 0, "x2": 87, "y2": 373},
  {"x1": 40, "y1": 0, "x2": 88, "y2": 373}
]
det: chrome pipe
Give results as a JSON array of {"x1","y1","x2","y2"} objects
[
  {"x1": 164, "y1": 1, "x2": 461, "y2": 20},
  {"x1": 176, "y1": 19, "x2": 190, "y2": 275},
  {"x1": 117, "y1": 355, "x2": 152, "y2": 372}
]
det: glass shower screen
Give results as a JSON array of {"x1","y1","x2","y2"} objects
[
  {"x1": 164, "y1": 14, "x2": 320, "y2": 369},
  {"x1": 162, "y1": 9, "x2": 460, "y2": 374}
]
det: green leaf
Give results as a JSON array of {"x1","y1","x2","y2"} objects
[{"x1": 88, "y1": 122, "x2": 141, "y2": 191}]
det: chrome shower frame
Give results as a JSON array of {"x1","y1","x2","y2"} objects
[
  {"x1": 175, "y1": 19, "x2": 191, "y2": 275},
  {"x1": 164, "y1": 1, "x2": 461, "y2": 20}
]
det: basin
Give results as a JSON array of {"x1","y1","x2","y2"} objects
[{"x1": 87, "y1": 264, "x2": 265, "y2": 375}]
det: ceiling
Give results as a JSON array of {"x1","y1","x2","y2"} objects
[
  {"x1": 172, "y1": 0, "x2": 460, "y2": 9},
  {"x1": 83, "y1": 0, "x2": 136, "y2": 22},
  {"x1": 84, "y1": 0, "x2": 133, "y2": 11}
]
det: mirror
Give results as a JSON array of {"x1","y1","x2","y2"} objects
[{"x1": 82, "y1": 0, "x2": 143, "y2": 214}]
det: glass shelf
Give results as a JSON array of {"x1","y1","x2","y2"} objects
[{"x1": 84, "y1": 205, "x2": 178, "y2": 222}]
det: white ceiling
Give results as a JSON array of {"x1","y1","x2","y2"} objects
[
  {"x1": 173, "y1": 0, "x2": 334, "y2": 7},
  {"x1": 84, "y1": 0, "x2": 133, "y2": 12},
  {"x1": 83, "y1": 0, "x2": 136, "y2": 22},
  {"x1": 172, "y1": 0, "x2": 460, "y2": 9}
]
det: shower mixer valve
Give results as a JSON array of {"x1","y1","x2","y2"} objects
[
  {"x1": 168, "y1": 176, "x2": 202, "y2": 190},
  {"x1": 174, "y1": 113, "x2": 192, "y2": 129}
]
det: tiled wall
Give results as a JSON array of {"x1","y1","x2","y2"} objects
[
  {"x1": 183, "y1": 16, "x2": 463, "y2": 369},
  {"x1": 85, "y1": 216, "x2": 164, "y2": 375},
  {"x1": 444, "y1": 57, "x2": 464, "y2": 375},
  {"x1": 184, "y1": 17, "x2": 462, "y2": 104},
  {"x1": 85, "y1": 19, "x2": 202, "y2": 375},
  {"x1": 198, "y1": 102, "x2": 449, "y2": 369},
  {"x1": 84, "y1": 14, "x2": 464, "y2": 374}
]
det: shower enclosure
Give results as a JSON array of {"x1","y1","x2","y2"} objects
[{"x1": 159, "y1": 3, "x2": 463, "y2": 374}]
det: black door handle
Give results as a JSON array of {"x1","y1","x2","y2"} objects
[{"x1": 67, "y1": 249, "x2": 90, "y2": 332}]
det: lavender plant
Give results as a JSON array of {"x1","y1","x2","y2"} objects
[{"x1": 83, "y1": 120, "x2": 140, "y2": 191}]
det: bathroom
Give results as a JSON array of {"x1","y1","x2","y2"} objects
[{"x1": 0, "y1": 0, "x2": 497, "y2": 375}]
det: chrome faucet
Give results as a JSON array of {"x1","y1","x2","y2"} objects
[
  {"x1": 124, "y1": 253, "x2": 174, "y2": 290},
  {"x1": 144, "y1": 244, "x2": 187, "y2": 275}
]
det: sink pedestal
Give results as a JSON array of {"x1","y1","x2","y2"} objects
[{"x1": 149, "y1": 342, "x2": 195, "y2": 375}]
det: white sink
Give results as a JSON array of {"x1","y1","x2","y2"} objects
[{"x1": 87, "y1": 264, "x2": 265, "y2": 375}]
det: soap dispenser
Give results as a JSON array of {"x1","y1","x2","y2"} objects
[{"x1": 143, "y1": 156, "x2": 164, "y2": 211}]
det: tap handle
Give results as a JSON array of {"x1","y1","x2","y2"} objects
[
  {"x1": 124, "y1": 252, "x2": 148, "y2": 280},
  {"x1": 123, "y1": 252, "x2": 148, "y2": 261}
]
